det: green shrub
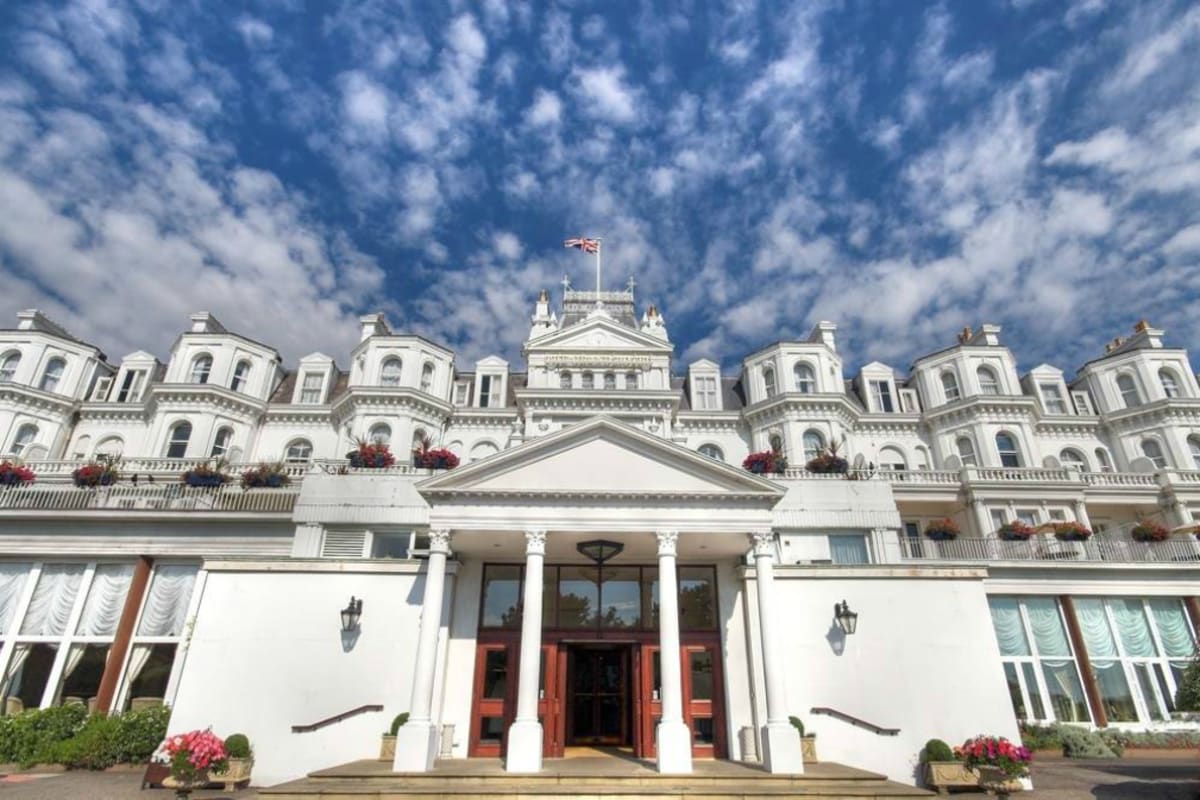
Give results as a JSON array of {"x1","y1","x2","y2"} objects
[
  {"x1": 788, "y1": 716, "x2": 804, "y2": 737},
  {"x1": 55, "y1": 715, "x2": 121, "y2": 770},
  {"x1": 1098, "y1": 729, "x2": 1200, "y2": 753},
  {"x1": 1058, "y1": 725, "x2": 1117, "y2": 758},
  {"x1": 0, "y1": 704, "x2": 88, "y2": 767},
  {"x1": 111, "y1": 704, "x2": 170, "y2": 764},
  {"x1": 224, "y1": 733, "x2": 252, "y2": 759},
  {"x1": 389, "y1": 712, "x2": 409, "y2": 736},
  {"x1": 922, "y1": 738, "x2": 954, "y2": 763},
  {"x1": 1175, "y1": 658, "x2": 1200, "y2": 712},
  {"x1": 1020, "y1": 723, "x2": 1063, "y2": 751}
]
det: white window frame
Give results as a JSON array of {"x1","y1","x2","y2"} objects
[
  {"x1": 941, "y1": 370, "x2": 961, "y2": 402},
  {"x1": 189, "y1": 355, "x2": 212, "y2": 385},
  {"x1": 977, "y1": 366, "x2": 1000, "y2": 395},
  {"x1": 116, "y1": 370, "x2": 146, "y2": 403},
  {"x1": 990, "y1": 597, "x2": 1092, "y2": 726},
  {"x1": 794, "y1": 363, "x2": 816, "y2": 394},
  {"x1": 1040, "y1": 383, "x2": 1068, "y2": 414},
  {"x1": 870, "y1": 380, "x2": 894, "y2": 412},
  {"x1": 298, "y1": 372, "x2": 325, "y2": 404}
]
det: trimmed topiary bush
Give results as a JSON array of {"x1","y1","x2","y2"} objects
[
  {"x1": 1058, "y1": 725, "x2": 1117, "y2": 758},
  {"x1": 788, "y1": 716, "x2": 805, "y2": 737},
  {"x1": 389, "y1": 712, "x2": 409, "y2": 736},
  {"x1": 224, "y1": 732, "x2": 251, "y2": 759},
  {"x1": 1175, "y1": 657, "x2": 1200, "y2": 712},
  {"x1": 922, "y1": 738, "x2": 954, "y2": 762}
]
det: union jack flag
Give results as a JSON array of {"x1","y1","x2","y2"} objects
[{"x1": 564, "y1": 237, "x2": 600, "y2": 253}]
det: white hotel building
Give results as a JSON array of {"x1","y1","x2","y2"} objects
[{"x1": 0, "y1": 288, "x2": 1197, "y2": 787}]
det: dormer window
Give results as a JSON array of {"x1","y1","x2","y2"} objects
[
  {"x1": 581, "y1": 372, "x2": 595, "y2": 390},
  {"x1": 40, "y1": 357, "x2": 65, "y2": 393},
  {"x1": 977, "y1": 366, "x2": 999, "y2": 395},
  {"x1": 299, "y1": 372, "x2": 324, "y2": 404},
  {"x1": 0, "y1": 352, "x2": 19, "y2": 383},
  {"x1": 763, "y1": 366, "x2": 777, "y2": 399},
  {"x1": 1117, "y1": 374, "x2": 1141, "y2": 408},
  {"x1": 1040, "y1": 384, "x2": 1068, "y2": 414},
  {"x1": 699, "y1": 444, "x2": 723, "y2": 461},
  {"x1": 693, "y1": 375, "x2": 718, "y2": 410},
  {"x1": 454, "y1": 382, "x2": 469, "y2": 405},
  {"x1": 420, "y1": 362, "x2": 435, "y2": 393},
  {"x1": 381, "y1": 357, "x2": 402, "y2": 387},
  {"x1": 117, "y1": 370, "x2": 146, "y2": 402},
  {"x1": 941, "y1": 370, "x2": 961, "y2": 402},
  {"x1": 794, "y1": 363, "x2": 815, "y2": 394},
  {"x1": 1159, "y1": 369, "x2": 1180, "y2": 398},
  {"x1": 231, "y1": 360, "x2": 251, "y2": 393},
  {"x1": 869, "y1": 380, "x2": 894, "y2": 412},
  {"x1": 604, "y1": 372, "x2": 616, "y2": 390},
  {"x1": 190, "y1": 355, "x2": 212, "y2": 384},
  {"x1": 625, "y1": 371, "x2": 638, "y2": 390},
  {"x1": 479, "y1": 374, "x2": 497, "y2": 406},
  {"x1": 560, "y1": 371, "x2": 572, "y2": 389}
]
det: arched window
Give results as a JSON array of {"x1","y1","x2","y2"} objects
[
  {"x1": 941, "y1": 370, "x2": 961, "y2": 402},
  {"x1": 0, "y1": 352, "x2": 20, "y2": 383},
  {"x1": 878, "y1": 446, "x2": 907, "y2": 471},
  {"x1": 976, "y1": 366, "x2": 999, "y2": 395},
  {"x1": 1060, "y1": 448, "x2": 1088, "y2": 472},
  {"x1": 698, "y1": 444, "x2": 724, "y2": 461},
  {"x1": 285, "y1": 438, "x2": 313, "y2": 463},
  {"x1": 72, "y1": 435, "x2": 91, "y2": 460},
  {"x1": 9, "y1": 424, "x2": 38, "y2": 456},
  {"x1": 420, "y1": 362, "x2": 434, "y2": 392},
  {"x1": 1094, "y1": 447, "x2": 1113, "y2": 472},
  {"x1": 1141, "y1": 439, "x2": 1167, "y2": 469},
  {"x1": 794, "y1": 363, "x2": 815, "y2": 394},
  {"x1": 412, "y1": 428, "x2": 428, "y2": 453},
  {"x1": 165, "y1": 422, "x2": 192, "y2": 458},
  {"x1": 1159, "y1": 369, "x2": 1181, "y2": 399},
  {"x1": 210, "y1": 427, "x2": 233, "y2": 458},
  {"x1": 802, "y1": 430, "x2": 824, "y2": 461},
  {"x1": 995, "y1": 432, "x2": 1021, "y2": 467},
  {"x1": 1117, "y1": 374, "x2": 1141, "y2": 408},
  {"x1": 625, "y1": 372, "x2": 638, "y2": 389},
  {"x1": 231, "y1": 360, "x2": 251, "y2": 392},
  {"x1": 763, "y1": 366, "x2": 777, "y2": 398},
  {"x1": 560, "y1": 371, "x2": 572, "y2": 389},
  {"x1": 190, "y1": 355, "x2": 212, "y2": 384},
  {"x1": 604, "y1": 372, "x2": 616, "y2": 390},
  {"x1": 956, "y1": 436, "x2": 977, "y2": 466},
  {"x1": 369, "y1": 423, "x2": 391, "y2": 444},
  {"x1": 380, "y1": 358, "x2": 402, "y2": 387},
  {"x1": 39, "y1": 357, "x2": 65, "y2": 393},
  {"x1": 581, "y1": 372, "x2": 595, "y2": 390},
  {"x1": 914, "y1": 445, "x2": 931, "y2": 470},
  {"x1": 469, "y1": 441, "x2": 499, "y2": 462},
  {"x1": 1188, "y1": 436, "x2": 1200, "y2": 470},
  {"x1": 95, "y1": 436, "x2": 124, "y2": 458}
]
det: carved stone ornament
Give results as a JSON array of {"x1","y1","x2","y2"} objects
[
  {"x1": 545, "y1": 354, "x2": 651, "y2": 369},
  {"x1": 428, "y1": 529, "x2": 453, "y2": 554},
  {"x1": 525, "y1": 529, "x2": 547, "y2": 555},
  {"x1": 750, "y1": 530, "x2": 776, "y2": 558},
  {"x1": 656, "y1": 530, "x2": 679, "y2": 556}
]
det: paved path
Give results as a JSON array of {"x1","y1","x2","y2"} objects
[{"x1": 0, "y1": 770, "x2": 257, "y2": 799}]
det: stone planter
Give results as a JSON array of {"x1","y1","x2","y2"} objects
[
  {"x1": 161, "y1": 774, "x2": 207, "y2": 799},
  {"x1": 976, "y1": 765, "x2": 1023, "y2": 797},
  {"x1": 800, "y1": 735, "x2": 818, "y2": 763},
  {"x1": 926, "y1": 761, "x2": 977, "y2": 793},
  {"x1": 208, "y1": 757, "x2": 252, "y2": 791},
  {"x1": 380, "y1": 734, "x2": 396, "y2": 760}
]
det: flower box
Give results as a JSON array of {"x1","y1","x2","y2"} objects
[
  {"x1": 805, "y1": 453, "x2": 848, "y2": 474},
  {"x1": 240, "y1": 464, "x2": 291, "y2": 489},
  {"x1": 926, "y1": 760, "x2": 978, "y2": 790},
  {"x1": 72, "y1": 463, "x2": 118, "y2": 487},
  {"x1": 743, "y1": 451, "x2": 786, "y2": 474},
  {"x1": 997, "y1": 521, "x2": 1035, "y2": 541},
  {"x1": 801, "y1": 735, "x2": 818, "y2": 763},
  {"x1": 1131, "y1": 522, "x2": 1169, "y2": 543},
  {"x1": 0, "y1": 461, "x2": 35, "y2": 487},
  {"x1": 208, "y1": 757, "x2": 252, "y2": 791},
  {"x1": 349, "y1": 442, "x2": 395, "y2": 468},
  {"x1": 924, "y1": 518, "x2": 960, "y2": 541},
  {"x1": 413, "y1": 443, "x2": 460, "y2": 470},
  {"x1": 1051, "y1": 521, "x2": 1092, "y2": 542},
  {"x1": 380, "y1": 734, "x2": 396, "y2": 760},
  {"x1": 181, "y1": 471, "x2": 229, "y2": 488}
]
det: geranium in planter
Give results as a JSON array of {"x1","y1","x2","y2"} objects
[
  {"x1": 742, "y1": 450, "x2": 787, "y2": 474},
  {"x1": 161, "y1": 729, "x2": 228, "y2": 799},
  {"x1": 1052, "y1": 521, "x2": 1092, "y2": 542},
  {"x1": 805, "y1": 438, "x2": 849, "y2": 474},
  {"x1": 0, "y1": 461, "x2": 35, "y2": 487},
  {"x1": 72, "y1": 461, "x2": 119, "y2": 487},
  {"x1": 208, "y1": 732, "x2": 252, "y2": 791},
  {"x1": 240, "y1": 462, "x2": 291, "y2": 488},
  {"x1": 349, "y1": 439, "x2": 395, "y2": 468},
  {"x1": 996, "y1": 520, "x2": 1035, "y2": 541},
  {"x1": 181, "y1": 460, "x2": 231, "y2": 488},
  {"x1": 924, "y1": 518, "x2": 960, "y2": 541},
  {"x1": 1131, "y1": 521, "x2": 1169, "y2": 543},
  {"x1": 955, "y1": 735, "x2": 1030, "y2": 797},
  {"x1": 412, "y1": 438, "x2": 460, "y2": 470}
]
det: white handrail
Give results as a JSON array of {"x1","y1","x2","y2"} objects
[{"x1": 0, "y1": 483, "x2": 300, "y2": 513}]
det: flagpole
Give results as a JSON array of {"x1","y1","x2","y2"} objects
[{"x1": 595, "y1": 239, "x2": 602, "y2": 295}]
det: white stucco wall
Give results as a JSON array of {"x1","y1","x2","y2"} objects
[
  {"x1": 762, "y1": 568, "x2": 1020, "y2": 784},
  {"x1": 168, "y1": 562, "x2": 439, "y2": 786}
]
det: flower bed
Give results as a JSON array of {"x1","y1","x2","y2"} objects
[
  {"x1": 0, "y1": 461, "x2": 35, "y2": 487},
  {"x1": 349, "y1": 441, "x2": 395, "y2": 468},
  {"x1": 1052, "y1": 521, "x2": 1092, "y2": 542},
  {"x1": 1130, "y1": 521, "x2": 1169, "y2": 543},
  {"x1": 743, "y1": 450, "x2": 787, "y2": 474},
  {"x1": 72, "y1": 462, "x2": 118, "y2": 487},
  {"x1": 997, "y1": 520, "x2": 1035, "y2": 541},
  {"x1": 924, "y1": 518, "x2": 960, "y2": 541}
]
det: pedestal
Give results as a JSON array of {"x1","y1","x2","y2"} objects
[
  {"x1": 655, "y1": 720, "x2": 694, "y2": 774},
  {"x1": 760, "y1": 721, "x2": 804, "y2": 774},
  {"x1": 505, "y1": 720, "x2": 543, "y2": 773},
  {"x1": 392, "y1": 721, "x2": 440, "y2": 772}
]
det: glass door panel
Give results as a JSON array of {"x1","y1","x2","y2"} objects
[{"x1": 470, "y1": 643, "x2": 514, "y2": 757}]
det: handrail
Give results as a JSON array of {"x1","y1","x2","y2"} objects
[
  {"x1": 810, "y1": 706, "x2": 899, "y2": 736},
  {"x1": 291, "y1": 704, "x2": 384, "y2": 733}
]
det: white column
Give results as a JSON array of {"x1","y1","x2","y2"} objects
[
  {"x1": 654, "y1": 530, "x2": 693, "y2": 774},
  {"x1": 393, "y1": 529, "x2": 452, "y2": 772},
  {"x1": 506, "y1": 530, "x2": 546, "y2": 773},
  {"x1": 970, "y1": 496, "x2": 993, "y2": 538},
  {"x1": 752, "y1": 530, "x2": 803, "y2": 774}
]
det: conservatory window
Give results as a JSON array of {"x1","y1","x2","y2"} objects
[
  {"x1": 977, "y1": 366, "x2": 1000, "y2": 395},
  {"x1": 121, "y1": 565, "x2": 199, "y2": 711},
  {"x1": 988, "y1": 597, "x2": 1091, "y2": 724},
  {"x1": 1117, "y1": 374, "x2": 1141, "y2": 408},
  {"x1": 794, "y1": 363, "x2": 815, "y2": 394},
  {"x1": 189, "y1": 356, "x2": 212, "y2": 385},
  {"x1": 39, "y1": 358, "x2": 65, "y2": 393}
]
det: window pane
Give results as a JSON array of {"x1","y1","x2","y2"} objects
[
  {"x1": 124, "y1": 644, "x2": 175, "y2": 710},
  {"x1": 1002, "y1": 662, "x2": 1027, "y2": 719},
  {"x1": 479, "y1": 716, "x2": 505, "y2": 742},
  {"x1": 692, "y1": 716, "x2": 715, "y2": 745},
  {"x1": 1092, "y1": 661, "x2": 1138, "y2": 721},
  {"x1": 689, "y1": 651, "x2": 714, "y2": 701},
  {"x1": 1041, "y1": 660, "x2": 1091, "y2": 723},
  {"x1": 0, "y1": 564, "x2": 30, "y2": 635},
  {"x1": 2, "y1": 643, "x2": 58, "y2": 713},
  {"x1": 1109, "y1": 598, "x2": 1157, "y2": 657},
  {"x1": 829, "y1": 535, "x2": 869, "y2": 565},
  {"x1": 77, "y1": 563, "x2": 134, "y2": 636},
  {"x1": 600, "y1": 567, "x2": 640, "y2": 629},
  {"x1": 988, "y1": 597, "x2": 1031, "y2": 657},
  {"x1": 542, "y1": 567, "x2": 557, "y2": 628},
  {"x1": 22, "y1": 564, "x2": 86, "y2": 636},
  {"x1": 481, "y1": 565, "x2": 522, "y2": 629},
  {"x1": 558, "y1": 566, "x2": 598, "y2": 629},
  {"x1": 483, "y1": 649, "x2": 508, "y2": 699},
  {"x1": 57, "y1": 644, "x2": 110, "y2": 708},
  {"x1": 1148, "y1": 599, "x2": 1196, "y2": 658},
  {"x1": 1132, "y1": 663, "x2": 1165, "y2": 721},
  {"x1": 137, "y1": 566, "x2": 197, "y2": 637},
  {"x1": 679, "y1": 567, "x2": 716, "y2": 630},
  {"x1": 1074, "y1": 598, "x2": 1119, "y2": 658},
  {"x1": 1021, "y1": 662, "x2": 1046, "y2": 720},
  {"x1": 1024, "y1": 597, "x2": 1071, "y2": 657},
  {"x1": 643, "y1": 568, "x2": 659, "y2": 630}
]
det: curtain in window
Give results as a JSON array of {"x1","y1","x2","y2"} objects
[
  {"x1": 61, "y1": 645, "x2": 87, "y2": 684},
  {"x1": 1148, "y1": 599, "x2": 1196, "y2": 658},
  {"x1": 1109, "y1": 598, "x2": 1157, "y2": 657},
  {"x1": 20, "y1": 564, "x2": 85, "y2": 636},
  {"x1": 1040, "y1": 660, "x2": 1090, "y2": 722},
  {"x1": 1092, "y1": 660, "x2": 1138, "y2": 721},
  {"x1": 1073, "y1": 598, "x2": 1118, "y2": 658},
  {"x1": 0, "y1": 564, "x2": 30, "y2": 635},
  {"x1": 829, "y1": 535, "x2": 869, "y2": 565},
  {"x1": 988, "y1": 598, "x2": 1030, "y2": 656},
  {"x1": 76, "y1": 564, "x2": 134, "y2": 637},
  {"x1": 136, "y1": 566, "x2": 197, "y2": 637},
  {"x1": 124, "y1": 644, "x2": 154, "y2": 689},
  {"x1": 1025, "y1": 597, "x2": 1071, "y2": 657}
]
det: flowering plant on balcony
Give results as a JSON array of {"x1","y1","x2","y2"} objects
[
  {"x1": 161, "y1": 728, "x2": 228, "y2": 786},
  {"x1": 996, "y1": 520, "x2": 1035, "y2": 541},
  {"x1": 181, "y1": 460, "x2": 231, "y2": 488},
  {"x1": 924, "y1": 518, "x2": 960, "y2": 541},
  {"x1": 240, "y1": 461, "x2": 291, "y2": 489},
  {"x1": 412, "y1": 437, "x2": 460, "y2": 470},
  {"x1": 1130, "y1": 521, "x2": 1170, "y2": 543},
  {"x1": 954, "y1": 735, "x2": 1031, "y2": 780},
  {"x1": 348, "y1": 439, "x2": 395, "y2": 468},
  {"x1": 72, "y1": 461, "x2": 119, "y2": 487},
  {"x1": 0, "y1": 461, "x2": 35, "y2": 487},
  {"x1": 1051, "y1": 521, "x2": 1092, "y2": 542},
  {"x1": 805, "y1": 438, "x2": 849, "y2": 474},
  {"x1": 742, "y1": 450, "x2": 786, "y2": 474}
]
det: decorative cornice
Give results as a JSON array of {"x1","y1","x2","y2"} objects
[
  {"x1": 0, "y1": 384, "x2": 79, "y2": 415},
  {"x1": 655, "y1": 529, "x2": 678, "y2": 556}
]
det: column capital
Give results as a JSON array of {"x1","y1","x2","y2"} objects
[
  {"x1": 428, "y1": 529, "x2": 452, "y2": 554},
  {"x1": 749, "y1": 530, "x2": 775, "y2": 557},
  {"x1": 656, "y1": 530, "x2": 679, "y2": 556},
  {"x1": 524, "y1": 529, "x2": 547, "y2": 555}
]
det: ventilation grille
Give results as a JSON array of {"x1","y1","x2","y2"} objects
[{"x1": 321, "y1": 530, "x2": 366, "y2": 559}]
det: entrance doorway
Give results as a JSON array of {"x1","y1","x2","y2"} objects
[{"x1": 566, "y1": 645, "x2": 630, "y2": 746}]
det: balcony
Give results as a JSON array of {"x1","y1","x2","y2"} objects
[
  {"x1": 20, "y1": 458, "x2": 311, "y2": 482},
  {"x1": 890, "y1": 535, "x2": 1200, "y2": 564},
  {"x1": 0, "y1": 483, "x2": 299, "y2": 514},
  {"x1": 776, "y1": 466, "x2": 1197, "y2": 493}
]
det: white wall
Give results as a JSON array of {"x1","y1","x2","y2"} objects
[{"x1": 168, "y1": 564, "x2": 431, "y2": 785}]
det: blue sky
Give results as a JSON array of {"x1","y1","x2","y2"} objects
[{"x1": 1, "y1": 0, "x2": 1198, "y2": 378}]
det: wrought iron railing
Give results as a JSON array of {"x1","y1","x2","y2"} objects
[
  {"x1": 893, "y1": 536, "x2": 1200, "y2": 564},
  {"x1": 0, "y1": 483, "x2": 300, "y2": 513}
]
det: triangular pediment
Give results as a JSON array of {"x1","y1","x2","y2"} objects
[
  {"x1": 418, "y1": 416, "x2": 783, "y2": 500},
  {"x1": 528, "y1": 316, "x2": 672, "y2": 353}
]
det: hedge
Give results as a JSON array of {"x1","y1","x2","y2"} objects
[{"x1": 0, "y1": 705, "x2": 169, "y2": 769}]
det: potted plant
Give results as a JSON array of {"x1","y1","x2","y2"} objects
[
  {"x1": 922, "y1": 737, "x2": 977, "y2": 790},
  {"x1": 955, "y1": 734, "x2": 1031, "y2": 798},
  {"x1": 1131, "y1": 521, "x2": 1169, "y2": 543},
  {"x1": 0, "y1": 461, "x2": 35, "y2": 487},
  {"x1": 789, "y1": 716, "x2": 817, "y2": 763},
  {"x1": 208, "y1": 732, "x2": 252, "y2": 790},
  {"x1": 996, "y1": 520, "x2": 1035, "y2": 541},
  {"x1": 1052, "y1": 521, "x2": 1092, "y2": 542},
  {"x1": 412, "y1": 438, "x2": 460, "y2": 470},
  {"x1": 924, "y1": 518, "x2": 960, "y2": 541},
  {"x1": 742, "y1": 450, "x2": 787, "y2": 474},
  {"x1": 181, "y1": 460, "x2": 230, "y2": 488},
  {"x1": 240, "y1": 462, "x2": 291, "y2": 488},
  {"x1": 380, "y1": 712, "x2": 408, "y2": 760},
  {"x1": 349, "y1": 439, "x2": 395, "y2": 468},
  {"x1": 72, "y1": 459, "x2": 120, "y2": 487},
  {"x1": 805, "y1": 438, "x2": 849, "y2": 474},
  {"x1": 161, "y1": 729, "x2": 228, "y2": 799}
]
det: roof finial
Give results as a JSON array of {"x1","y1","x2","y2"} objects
[
  {"x1": 626, "y1": 275, "x2": 637, "y2": 294},
  {"x1": 560, "y1": 274, "x2": 571, "y2": 293}
]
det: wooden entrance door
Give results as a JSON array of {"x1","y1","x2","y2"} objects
[
  {"x1": 469, "y1": 639, "x2": 564, "y2": 758},
  {"x1": 566, "y1": 646, "x2": 629, "y2": 746},
  {"x1": 635, "y1": 640, "x2": 727, "y2": 758}
]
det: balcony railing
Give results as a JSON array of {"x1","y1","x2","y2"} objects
[
  {"x1": 893, "y1": 536, "x2": 1200, "y2": 564},
  {"x1": 773, "y1": 466, "x2": 1199, "y2": 491},
  {"x1": 17, "y1": 458, "x2": 311, "y2": 482},
  {"x1": 0, "y1": 483, "x2": 299, "y2": 513},
  {"x1": 309, "y1": 459, "x2": 432, "y2": 476}
]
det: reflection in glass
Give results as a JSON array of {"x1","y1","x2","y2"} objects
[
  {"x1": 692, "y1": 716, "x2": 715, "y2": 744},
  {"x1": 483, "y1": 649, "x2": 508, "y2": 699},
  {"x1": 600, "y1": 567, "x2": 640, "y2": 628},
  {"x1": 124, "y1": 643, "x2": 176, "y2": 710},
  {"x1": 1002, "y1": 662, "x2": 1026, "y2": 719},
  {"x1": 558, "y1": 566, "x2": 599, "y2": 628},
  {"x1": 542, "y1": 567, "x2": 557, "y2": 627},
  {"x1": 57, "y1": 644, "x2": 110, "y2": 707},
  {"x1": 480, "y1": 716, "x2": 505, "y2": 742},
  {"x1": 690, "y1": 651, "x2": 714, "y2": 700},
  {"x1": 679, "y1": 567, "x2": 716, "y2": 630},
  {"x1": 2, "y1": 643, "x2": 58, "y2": 713},
  {"x1": 1021, "y1": 662, "x2": 1045, "y2": 719},
  {"x1": 1093, "y1": 660, "x2": 1138, "y2": 721},
  {"x1": 481, "y1": 565, "x2": 522, "y2": 629},
  {"x1": 643, "y1": 568, "x2": 659, "y2": 629},
  {"x1": 1040, "y1": 661, "x2": 1091, "y2": 722}
]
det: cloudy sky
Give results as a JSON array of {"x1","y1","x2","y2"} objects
[{"x1": 1, "y1": 0, "x2": 1198, "y2": 378}]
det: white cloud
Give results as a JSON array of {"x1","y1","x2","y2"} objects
[
  {"x1": 339, "y1": 71, "x2": 390, "y2": 135},
  {"x1": 525, "y1": 89, "x2": 562, "y2": 127},
  {"x1": 571, "y1": 66, "x2": 641, "y2": 125},
  {"x1": 1163, "y1": 224, "x2": 1200, "y2": 258},
  {"x1": 1104, "y1": 7, "x2": 1200, "y2": 93},
  {"x1": 235, "y1": 16, "x2": 274, "y2": 47}
]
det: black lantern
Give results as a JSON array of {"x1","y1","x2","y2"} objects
[
  {"x1": 834, "y1": 600, "x2": 858, "y2": 635},
  {"x1": 576, "y1": 539, "x2": 624, "y2": 564},
  {"x1": 340, "y1": 596, "x2": 363, "y2": 632}
]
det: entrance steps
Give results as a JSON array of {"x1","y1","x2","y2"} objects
[{"x1": 260, "y1": 757, "x2": 934, "y2": 800}]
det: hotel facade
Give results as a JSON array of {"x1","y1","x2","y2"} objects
[{"x1": 0, "y1": 288, "x2": 1197, "y2": 787}]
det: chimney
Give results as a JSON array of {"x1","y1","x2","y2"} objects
[
  {"x1": 189, "y1": 312, "x2": 226, "y2": 334},
  {"x1": 808, "y1": 321, "x2": 838, "y2": 352},
  {"x1": 359, "y1": 313, "x2": 391, "y2": 341}
]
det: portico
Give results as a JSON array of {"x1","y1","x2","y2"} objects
[{"x1": 395, "y1": 417, "x2": 802, "y2": 775}]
